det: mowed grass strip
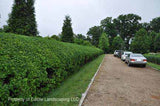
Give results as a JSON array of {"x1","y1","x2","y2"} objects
[
  {"x1": 147, "y1": 62, "x2": 160, "y2": 71},
  {"x1": 32, "y1": 54, "x2": 105, "y2": 106}
]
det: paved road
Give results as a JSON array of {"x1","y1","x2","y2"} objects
[{"x1": 83, "y1": 54, "x2": 160, "y2": 106}]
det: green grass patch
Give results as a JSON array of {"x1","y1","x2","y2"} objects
[
  {"x1": 32, "y1": 54, "x2": 105, "y2": 106},
  {"x1": 147, "y1": 62, "x2": 160, "y2": 71}
]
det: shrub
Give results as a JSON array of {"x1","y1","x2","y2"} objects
[
  {"x1": 144, "y1": 54, "x2": 160, "y2": 65},
  {"x1": 50, "y1": 35, "x2": 60, "y2": 41},
  {"x1": 0, "y1": 33, "x2": 103, "y2": 105},
  {"x1": 74, "y1": 38, "x2": 92, "y2": 46}
]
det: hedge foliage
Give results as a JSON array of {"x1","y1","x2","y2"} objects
[
  {"x1": 144, "y1": 54, "x2": 160, "y2": 65},
  {"x1": 0, "y1": 33, "x2": 103, "y2": 105}
]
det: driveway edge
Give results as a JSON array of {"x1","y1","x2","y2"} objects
[{"x1": 78, "y1": 55, "x2": 105, "y2": 106}]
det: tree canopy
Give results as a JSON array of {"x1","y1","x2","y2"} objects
[
  {"x1": 154, "y1": 33, "x2": 160, "y2": 52},
  {"x1": 113, "y1": 14, "x2": 141, "y2": 49},
  {"x1": 150, "y1": 17, "x2": 160, "y2": 33},
  {"x1": 130, "y1": 29, "x2": 151, "y2": 53},
  {"x1": 87, "y1": 26, "x2": 103, "y2": 47}
]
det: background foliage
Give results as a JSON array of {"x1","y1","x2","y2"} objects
[
  {"x1": 130, "y1": 29, "x2": 151, "y2": 53},
  {"x1": 98, "y1": 32, "x2": 109, "y2": 53}
]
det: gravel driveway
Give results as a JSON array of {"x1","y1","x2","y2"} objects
[{"x1": 83, "y1": 54, "x2": 160, "y2": 106}]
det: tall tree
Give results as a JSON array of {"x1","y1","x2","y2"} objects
[
  {"x1": 75, "y1": 34, "x2": 86, "y2": 40},
  {"x1": 100, "y1": 17, "x2": 117, "y2": 41},
  {"x1": 150, "y1": 17, "x2": 160, "y2": 33},
  {"x1": 113, "y1": 14, "x2": 141, "y2": 49},
  {"x1": 98, "y1": 32, "x2": 109, "y2": 53},
  {"x1": 8, "y1": 0, "x2": 38, "y2": 36},
  {"x1": 87, "y1": 26, "x2": 103, "y2": 47},
  {"x1": 100, "y1": 17, "x2": 117, "y2": 52},
  {"x1": 61, "y1": 15, "x2": 74, "y2": 43},
  {"x1": 154, "y1": 33, "x2": 160, "y2": 52},
  {"x1": 149, "y1": 31, "x2": 157, "y2": 52},
  {"x1": 112, "y1": 36, "x2": 124, "y2": 51},
  {"x1": 130, "y1": 29, "x2": 151, "y2": 54},
  {"x1": 26, "y1": 0, "x2": 38, "y2": 36}
]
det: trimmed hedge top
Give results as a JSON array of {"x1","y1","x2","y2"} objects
[
  {"x1": 0, "y1": 33, "x2": 103, "y2": 105},
  {"x1": 144, "y1": 54, "x2": 160, "y2": 65}
]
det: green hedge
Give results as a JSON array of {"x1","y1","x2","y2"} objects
[
  {"x1": 144, "y1": 54, "x2": 160, "y2": 65},
  {"x1": 0, "y1": 33, "x2": 103, "y2": 105}
]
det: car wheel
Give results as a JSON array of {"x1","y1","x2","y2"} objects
[
  {"x1": 142, "y1": 64, "x2": 146, "y2": 67},
  {"x1": 128, "y1": 62, "x2": 131, "y2": 66}
]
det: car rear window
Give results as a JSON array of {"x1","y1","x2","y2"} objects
[
  {"x1": 131, "y1": 54, "x2": 143, "y2": 57},
  {"x1": 125, "y1": 52, "x2": 132, "y2": 55}
]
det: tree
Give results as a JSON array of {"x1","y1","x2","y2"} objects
[
  {"x1": 87, "y1": 26, "x2": 103, "y2": 47},
  {"x1": 75, "y1": 34, "x2": 86, "y2": 40},
  {"x1": 2, "y1": 25, "x2": 10, "y2": 33},
  {"x1": 149, "y1": 31, "x2": 157, "y2": 52},
  {"x1": 141, "y1": 22, "x2": 151, "y2": 32},
  {"x1": 150, "y1": 17, "x2": 160, "y2": 33},
  {"x1": 130, "y1": 29, "x2": 151, "y2": 54},
  {"x1": 61, "y1": 15, "x2": 74, "y2": 43},
  {"x1": 100, "y1": 17, "x2": 117, "y2": 53},
  {"x1": 154, "y1": 33, "x2": 160, "y2": 52},
  {"x1": 113, "y1": 14, "x2": 141, "y2": 49},
  {"x1": 100, "y1": 17, "x2": 117, "y2": 41},
  {"x1": 25, "y1": 0, "x2": 38, "y2": 36},
  {"x1": 98, "y1": 32, "x2": 109, "y2": 53},
  {"x1": 8, "y1": 0, "x2": 38, "y2": 36},
  {"x1": 112, "y1": 36, "x2": 124, "y2": 51}
]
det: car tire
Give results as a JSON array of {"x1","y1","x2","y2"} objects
[
  {"x1": 142, "y1": 64, "x2": 146, "y2": 67},
  {"x1": 128, "y1": 62, "x2": 131, "y2": 66}
]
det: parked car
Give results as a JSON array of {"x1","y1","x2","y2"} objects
[
  {"x1": 114, "y1": 50, "x2": 120, "y2": 57},
  {"x1": 117, "y1": 50, "x2": 124, "y2": 58},
  {"x1": 121, "y1": 51, "x2": 133, "y2": 61},
  {"x1": 125, "y1": 53, "x2": 147, "y2": 67}
]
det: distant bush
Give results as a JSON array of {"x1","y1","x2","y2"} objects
[
  {"x1": 74, "y1": 38, "x2": 92, "y2": 46},
  {"x1": 50, "y1": 35, "x2": 60, "y2": 41},
  {"x1": 0, "y1": 33, "x2": 103, "y2": 105}
]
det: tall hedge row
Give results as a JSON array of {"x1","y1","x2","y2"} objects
[
  {"x1": 0, "y1": 33, "x2": 103, "y2": 105},
  {"x1": 144, "y1": 54, "x2": 160, "y2": 65}
]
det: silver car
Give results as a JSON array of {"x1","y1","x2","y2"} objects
[
  {"x1": 121, "y1": 51, "x2": 132, "y2": 61},
  {"x1": 125, "y1": 53, "x2": 147, "y2": 67},
  {"x1": 114, "y1": 50, "x2": 120, "y2": 57}
]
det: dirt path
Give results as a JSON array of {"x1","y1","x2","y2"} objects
[{"x1": 83, "y1": 54, "x2": 160, "y2": 106}]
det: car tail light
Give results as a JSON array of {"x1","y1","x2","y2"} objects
[
  {"x1": 130, "y1": 59, "x2": 135, "y2": 61},
  {"x1": 143, "y1": 59, "x2": 147, "y2": 62}
]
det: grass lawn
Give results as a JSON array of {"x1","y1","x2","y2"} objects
[
  {"x1": 147, "y1": 62, "x2": 160, "y2": 71},
  {"x1": 32, "y1": 54, "x2": 105, "y2": 106}
]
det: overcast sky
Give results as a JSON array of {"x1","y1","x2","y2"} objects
[{"x1": 0, "y1": 0, "x2": 160, "y2": 37}]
